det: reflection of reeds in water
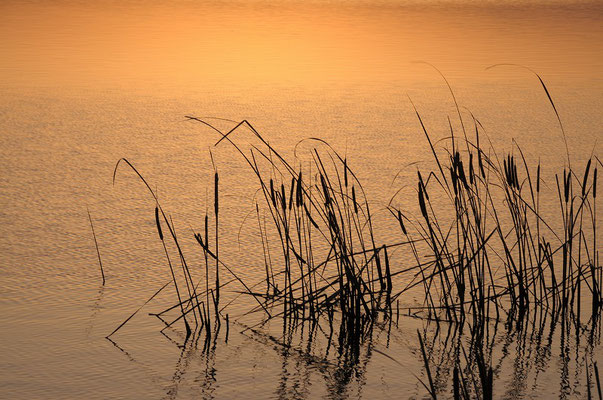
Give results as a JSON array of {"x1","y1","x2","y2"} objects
[
  {"x1": 392, "y1": 72, "x2": 601, "y2": 398},
  {"x1": 106, "y1": 79, "x2": 601, "y2": 397},
  {"x1": 417, "y1": 307, "x2": 601, "y2": 399}
]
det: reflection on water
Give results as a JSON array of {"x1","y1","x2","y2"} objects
[
  {"x1": 419, "y1": 310, "x2": 601, "y2": 398},
  {"x1": 1, "y1": 0, "x2": 602, "y2": 399},
  {"x1": 103, "y1": 304, "x2": 601, "y2": 399},
  {"x1": 84, "y1": 285, "x2": 106, "y2": 338}
]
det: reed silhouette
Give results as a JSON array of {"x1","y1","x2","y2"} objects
[{"x1": 106, "y1": 76, "x2": 600, "y2": 397}]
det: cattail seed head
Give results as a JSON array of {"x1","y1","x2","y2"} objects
[
  {"x1": 288, "y1": 177, "x2": 295, "y2": 210},
  {"x1": 537, "y1": 163, "x2": 541, "y2": 193},
  {"x1": 214, "y1": 172, "x2": 219, "y2": 215},
  {"x1": 320, "y1": 174, "x2": 330, "y2": 205},
  {"x1": 582, "y1": 159, "x2": 592, "y2": 197},
  {"x1": 204, "y1": 214, "x2": 208, "y2": 244},
  {"x1": 479, "y1": 152, "x2": 486, "y2": 179},
  {"x1": 155, "y1": 206, "x2": 163, "y2": 241},
  {"x1": 469, "y1": 152, "x2": 474, "y2": 185},
  {"x1": 418, "y1": 171, "x2": 429, "y2": 200},
  {"x1": 344, "y1": 158, "x2": 348, "y2": 188},
  {"x1": 418, "y1": 183, "x2": 428, "y2": 220},
  {"x1": 450, "y1": 166, "x2": 458, "y2": 195},
  {"x1": 397, "y1": 210, "x2": 407, "y2": 235},
  {"x1": 270, "y1": 179, "x2": 276, "y2": 208},
  {"x1": 296, "y1": 172, "x2": 303, "y2": 207},
  {"x1": 458, "y1": 160, "x2": 469, "y2": 190}
]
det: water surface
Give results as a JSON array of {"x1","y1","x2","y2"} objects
[{"x1": 1, "y1": 1, "x2": 602, "y2": 398}]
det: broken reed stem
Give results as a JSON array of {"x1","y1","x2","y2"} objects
[
  {"x1": 106, "y1": 280, "x2": 171, "y2": 338},
  {"x1": 87, "y1": 207, "x2": 105, "y2": 285}
]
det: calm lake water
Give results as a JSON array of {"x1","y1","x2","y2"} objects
[{"x1": 1, "y1": 0, "x2": 602, "y2": 398}]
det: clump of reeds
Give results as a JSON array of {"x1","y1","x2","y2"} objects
[
  {"x1": 108, "y1": 118, "x2": 401, "y2": 354},
  {"x1": 392, "y1": 74, "x2": 600, "y2": 398},
  {"x1": 106, "y1": 81, "x2": 600, "y2": 396},
  {"x1": 180, "y1": 118, "x2": 405, "y2": 358},
  {"x1": 110, "y1": 158, "x2": 238, "y2": 344},
  {"x1": 392, "y1": 108, "x2": 601, "y2": 331},
  {"x1": 405, "y1": 137, "x2": 600, "y2": 395}
]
